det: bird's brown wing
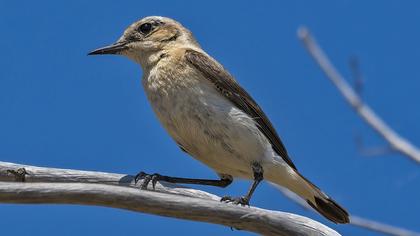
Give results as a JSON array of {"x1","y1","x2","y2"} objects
[{"x1": 185, "y1": 49, "x2": 297, "y2": 170}]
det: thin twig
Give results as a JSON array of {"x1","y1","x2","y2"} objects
[
  {"x1": 0, "y1": 161, "x2": 340, "y2": 236},
  {"x1": 297, "y1": 27, "x2": 420, "y2": 164},
  {"x1": 274, "y1": 184, "x2": 420, "y2": 236},
  {"x1": 351, "y1": 216, "x2": 420, "y2": 236}
]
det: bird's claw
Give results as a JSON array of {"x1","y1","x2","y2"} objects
[
  {"x1": 220, "y1": 196, "x2": 250, "y2": 206},
  {"x1": 134, "y1": 172, "x2": 161, "y2": 190}
]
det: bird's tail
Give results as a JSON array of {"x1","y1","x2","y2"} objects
[{"x1": 266, "y1": 166, "x2": 350, "y2": 224}]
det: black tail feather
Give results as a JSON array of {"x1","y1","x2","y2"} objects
[
  {"x1": 295, "y1": 172, "x2": 350, "y2": 224},
  {"x1": 307, "y1": 196, "x2": 350, "y2": 224}
]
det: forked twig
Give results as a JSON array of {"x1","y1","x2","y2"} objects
[{"x1": 298, "y1": 26, "x2": 420, "y2": 164}]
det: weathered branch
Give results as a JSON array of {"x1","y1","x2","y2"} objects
[
  {"x1": 0, "y1": 161, "x2": 340, "y2": 236},
  {"x1": 298, "y1": 27, "x2": 420, "y2": 164},
  {"x1": 0, "y1": 161, "x2": 217, "y2": 200}
]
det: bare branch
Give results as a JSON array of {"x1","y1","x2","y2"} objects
[
  {"x1": 274, "y1": 185, "x2": 420, "y2": 236},
  {"x1": 0, "y1": 161, "x2": 217, "y2": 200},
  {"x1": 297, "y1": 27, "x2": 420, "y2": 164},
  {"x1": 0, "y1": 161, "x2": 340, "y2": 236},
  {"x1": 350, "y1": 216, "x2": 420, "y2": 236}
]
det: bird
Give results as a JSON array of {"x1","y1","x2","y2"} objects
[{"x1": 89, "y1": 16, "x2": 350, "y2": 224}]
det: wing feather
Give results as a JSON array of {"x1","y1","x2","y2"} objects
[{"x1": 185, "y1": 49, "x2": 297, "y2": 170}]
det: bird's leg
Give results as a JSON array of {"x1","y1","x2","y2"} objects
[
  {"x1": 221, "y1": 162, "x2": 263, "y2": 206},
  {"x1": 134, "y1": 171, "x2": 233, "y2": 190}
]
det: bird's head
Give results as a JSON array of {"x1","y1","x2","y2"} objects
[{"x1": 88, "y1": 16, "x2": 199, "y2": 67}]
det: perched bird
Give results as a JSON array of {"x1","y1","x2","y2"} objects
[{"x1": 89, "y1": 16, "x2": 349, "y2": 224}]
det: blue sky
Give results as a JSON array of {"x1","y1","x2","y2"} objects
[{"x1": 1, "y1": 1, "x2": 419, "y2": 235}]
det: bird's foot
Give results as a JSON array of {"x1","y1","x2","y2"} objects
[
  {"x1": 134, "y1": 171, "x2": 162, "y2": 190},
  {"x1": 220, "y1": 195, "x2": 250, "y2": 206}
]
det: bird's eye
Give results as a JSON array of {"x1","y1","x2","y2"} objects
[{"x1": 138, "y1": 23, "x2": 153, "y2": 34}]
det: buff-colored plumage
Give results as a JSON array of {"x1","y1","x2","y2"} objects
[{"x1": 89, "y1": 16, "x2": 349, "y2": 224}]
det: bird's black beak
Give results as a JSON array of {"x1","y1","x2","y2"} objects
[{"x1": 88, "y1": 41, "x2": 128, "y2": 55}]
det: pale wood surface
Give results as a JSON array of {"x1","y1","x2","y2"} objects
[{"x1": 0, "y1": 161, "x2": 340, "y2": 236}]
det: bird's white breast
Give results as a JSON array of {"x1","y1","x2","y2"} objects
[{"x1": 142, "y1": 63, "x2": 276, "y2": 178}]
